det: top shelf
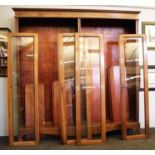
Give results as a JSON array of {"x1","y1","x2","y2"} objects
[{"x1": 13, "y1": 8, "x2": 140, "y2": 20}]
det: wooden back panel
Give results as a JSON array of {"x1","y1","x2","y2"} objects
[
  {"x1": 81, "y1": 19, "x2": 136, "y2": 122},
  {"x1": 19, "y1": 18, "x2": 77, "y2": 124},
  {"x1": 52, "y1": 81, "x2": 60, "y2": 127}
]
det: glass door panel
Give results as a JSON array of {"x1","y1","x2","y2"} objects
[
  {"x1": 8, "y1": 33, "x2": 39, "y2": 146},
  {"x1": 119, "y1": 34, "x2": 149, "y2": 140},
  {"x1": 76, "y1": 34, "x2": 106, "y2": 144},
  {"x1": 58, "y1": 33, "x2": 76, "y2": 144},
  {"x1": 59, "y1": 33, "x2": 106, "y2": 144}
]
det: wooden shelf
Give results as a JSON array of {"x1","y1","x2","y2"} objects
[{"x1": 17, "y1": 121, "x2": 140, "y2": 137}]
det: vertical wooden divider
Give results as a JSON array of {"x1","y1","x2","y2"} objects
[
  {"x1": 77, "y1": 18, "x2": 81, "y2": 33},
  {"x1": 76, "y1": 18, "x2": 81, "y2": 143},
  {"x1": 85, "y1": 38, "x2": 92, "y2": 140},
  {"x1": 100, "y1": 35, "x2": 106, "y2": 143},
  {"x1": 119, "y1": 36, "x2": 127, "y2": 140},
  {"x1": 143, "y1": 36, "x2": 149, "y2": 138},
  {"x1": 34, "y1": 34, "x2": 40, "y2": 144},
  {"x1": 8, "y1": 33, "x2": 14, "y2": 145},
  {"x1": 135, "y1": 20, "x2": 140, "y2": 125},
  {"x1": 75, "y1": 33, "x2": 81, "y2": 144},
  {"x1": 58, "y1": 33, "x2": 67, "y2": 144}
]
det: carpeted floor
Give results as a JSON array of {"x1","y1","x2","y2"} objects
[{"x1": 1, "y1": 129, "x2": 155, "y2": 150}]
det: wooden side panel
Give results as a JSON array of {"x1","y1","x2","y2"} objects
[
  {"x1": 52, "y1": 81, "x2": 60, "y2": 127},
  {"x1": 109, "y1": 66, "x2": 120, "y2": 122},
  {"x1": 90, "y1": 67, "x2": 101, "y2": 122},
  {"x1": 25, "y1": 83, "x2": 45, "y2": 127},
  {"x1": 108, "y1": 66, "x2": 129, "y2": 122},
  {"x1": 25, "y1": 84, "x2": 34, "y2": 127}
]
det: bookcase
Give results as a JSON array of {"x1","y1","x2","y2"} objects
[{"x1": 8, "y1": 8, "x2": 143, "y2": 145}]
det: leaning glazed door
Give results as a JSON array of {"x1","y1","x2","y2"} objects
[
  {"x1": 58, "y1": 33, "x2": 106, "y2": 144},
  {"x1": 58, "y1": 33, "x2": 76, "y2": 144},
  {"x1": 119, "y1": 34, "x2": 149, "y2": 140},
  {"x1": 8, "y1": 33, "x2": 39, "y2": 146},
  {"x1": 75, "y1": 33, "x2": 106, "y2": 144}
]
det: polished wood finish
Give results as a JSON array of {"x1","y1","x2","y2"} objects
[
  {"x1": 15, "y1": 17, "x2": 19, "y2": 32},
  {"x1": 13, "y1": 8, "x2": 140, "y2": 20},
  {"x1": 8, "y1": 33, "x2": 39, "y2": 146},
  {"x1": 8, "y1": 33, "x2": 13, "y2": 145},
  {"x1": 78, "y1": 33, "x2": 106, "y2": 144},
  {"x1": 25, "y1": 84, "x2": 35, "y2": 127},
  {"x1": 81, "y1": 19, "x2": 136, "y2": 121},
  {"x1": 119, "y1": 34, "x2": 149, "y2": 140},
  {"x1": 25, "y1": 84, "x2": 45, "y2": 127},
  {"x1": 77, "y1": 18, "x2": 81, "y2": 32},
  {"x1": 109, "y1": 66, "x2": 121, "y2": 121},
  {"x1": 75, "y1": 33, "x2": 81, "y2": 144},
  {"x1": 85, "y1": 40, "x2": 92, "y2": 140},
  {"x1": 12, "y1": 8, "x2": 140, "y2": 145},
  {"x1": 18, "y1": 18, "x2": 77, "y2": 127},
  {"x1": 108, "y1": 66, "x2": 129, "y2": 122},
  {"x1": 59, "y1": 33, "x2": 106, "y2": 144},
  {"x1": 52, "y1": 81, "x2": 60, "y2": 127},
  {"x1": 58, "y1": 33, "x2": 75, "y2": 144},
  {"x1": 17, "y1": 120, "x2": 140, "y2": 137},
  {"x1": 13, "y1": 141, "x2": 36, "y2": 146},
  {"x1": 100, "y1": 34, "x2": 107, "y2": 143}
]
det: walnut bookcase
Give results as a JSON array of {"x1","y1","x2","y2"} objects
[{"x1": 7, "y1": 8, "x2": 142, "y2": 145}]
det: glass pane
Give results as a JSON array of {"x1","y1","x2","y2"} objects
[
  {"x1": 63, "y1": 36, "x2": 76, "y2": 140},
  {"x1": 123, "y1": 38, "x2": 145, "y2": 136},
  {"x1": 79, "y1": 37, "x2": 102, "y2": 140},
  {"x1": 12, "y1": 36, "x2": 35, "y2": 141}
]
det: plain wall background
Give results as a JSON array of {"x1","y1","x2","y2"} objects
[{"x1": 1, "y1": 5, "x2": 155, "y2": 136}]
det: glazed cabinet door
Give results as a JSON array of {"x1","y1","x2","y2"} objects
[
  {"x1": 58, "y1": 33, "x2": 76, "y2": 144},
  {"x1": 75, "y1": 33, "x2": 106, "y2": 144},
  {"x1": 119, "y1": 34, "x2": 149, "y2": 140},
  {"x1": 8, "y1": 33, "x2": 39, "y2": 146},
  {"x1": 58, "y1": 33, "x2": 106, "y2": 144}
]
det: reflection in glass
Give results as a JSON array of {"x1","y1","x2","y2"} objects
[
  {"x1": 12, "y1": 37, "x2": 35, "y2": 141},
  {"x1": 63, "y1": 36, "x2": 76, "y2": 140},
  {"x1": 124, "y1": 38, "x2": 145, "y2": 136},
  {"x1": 79, "y1": 37, "x2": 101, "y2": 140}
]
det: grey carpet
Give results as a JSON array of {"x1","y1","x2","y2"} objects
[{"x1": 1, "y1": 129, "x2": 155, "y2": 150}]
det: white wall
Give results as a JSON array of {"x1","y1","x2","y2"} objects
[
  {"x1": 0, "y1": 6, "x2": 15, "y2": 136},
  {"x1": 1, "y1": 5, "x2": 155, "y2": 136}
]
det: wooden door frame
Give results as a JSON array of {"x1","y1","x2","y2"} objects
[
  {"x1": 58, "y1": 33, "x2": 106, "y2": 145},
  {"x1": 58, "y1": 33, "x2": 76, "y2": 144},
  {"x1": 119, "y1": 34, "x2": 149, "y2": 140},
  {"x1": 75, "y1": 33, "x2": 106, "y2": 144},
  {"x1": 8, "y1": 33, "x2": 39, "y2": 146}
]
